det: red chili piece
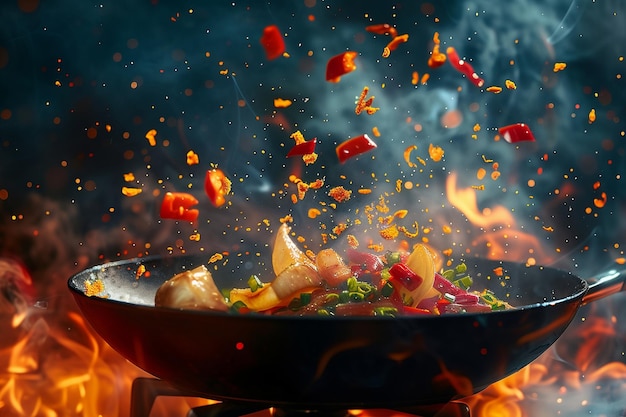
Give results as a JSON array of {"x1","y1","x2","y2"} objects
[
  {"x1": 205, "y1": 168, "x2": 231, "y2": 207},
  {"x1": 286, "y1": 137, "x2": 317, "y2": 158},
  {"x1": 160, "y1": 192, "x2": 199, "y2": 221},
  {"x1": 336, "y1": 134, "x2": 377, "y2": 163},
  {"x1": 325, "y1": 51, "x2": 358, "y2": 82},
  {"x1": 446, "y1": 46, "x2": 485, "y2": 88},
  {"x1": 498, "y1": 123, "x2": 536, "y2": 143},
  {"x1": 260, "y1": 25, "x2": 285, "y2": 60},
  {"x1": 388, "y1": 263, "x2": 423, "y2": 291}
]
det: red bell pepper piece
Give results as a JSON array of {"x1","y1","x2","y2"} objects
[
  {"x1": 160, "y1": 192, "x2": 199, "y2": 222},
  {"x1": 433, "y1": 272, "x2": 464, "y2": 296},
  {"x1": 498, "y1": 123, "x2": 536, "y2": 143},
  {"x1": 446, "y1": 46, "x2": 484, "y2": 88},
  {"x1": 403, "y1": 306, "x2": 431, "y2": 315},
  {"x1": 260, "y1": 25, "x2": 285, "y2": 60},
  {"x1": 204, "y1": 168, "x2": 232, "y2": 207},
  {"x1": 388, "y1": 263, "x2": 423, "y2": 291},
  {"x1": 325, "y1": 51, "x2": 358, "y2": 82},
  {"x1": 346, "y1": 249, "x2": 384, "y2": 273},
  {"x1": 336, "y1": 134, "x2": 377, "y2": 163},
  {"x1": 286, "y1": 137, "x2": 317, "y2": 158}
]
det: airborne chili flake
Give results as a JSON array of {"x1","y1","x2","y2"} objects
[
  {"x1": 122, "y1": 186, "x2": 142, "y2": 197},
  {"x1": 428, "y1": 144, "x2": 444, "y2": 161},
  {"x1": 329, "y1": 186, "x2": 352, "y2": 202}
]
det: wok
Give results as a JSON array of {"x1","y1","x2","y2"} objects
[{"x1": 68, "y1": 254, "x2": 626, "y2": 410}]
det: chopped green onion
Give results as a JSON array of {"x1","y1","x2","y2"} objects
[
  {"x1": 442, "y1": 269, "x2": 456, "y2": 281},
  {"x1": 349, "y1": 291, "x2": 365, "y2": 302},
  {"x1": 385, "y1": 251, "x2": 402, "y2": 265},
  {"x1": 380, "y1": 268, "x2": 391, "y2": 280},
  {"x1": 455, "y1": 263, "x2": 467, "y2": 274},
  {"x1": 373, "y1": 306, "x2": 398, "y2": 317},
  {"x1": 324, "y1": 293, "x2": 340, "y2": 305},
  {"x1": 357, "y1": 282, "x2": 374, "y2": 296},
  {"x1": 443, "y1": 293, "x2": 456, "y2": 303},
  {"x1": 453, "y1": 275, "x2": 473, "y2": 290},
  {"x1": 247, "y1": 274, "x2": 263, "y2": 292},
  {"x1": 230, "y1": 300, "x2": 248, "y2": 313},
  {"x1": 299, "y1": 292, "x2": 312, "y2": 306},
  {"x1": 339, "y1": 290, "x2": 350, "y2": 303},
  {"x1": 317, "y1": 308, "x2": 330, "y2": 316},
  {"x1": 380, "y1": 281, "x2": 394, "y2": 297},
  {"x1": 346, "y1": 277, "x2": 358, "y2": 292}
]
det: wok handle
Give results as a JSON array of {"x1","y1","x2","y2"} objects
[{"x1": 582, "y1": 268, "x2": 626, "y2": 305}]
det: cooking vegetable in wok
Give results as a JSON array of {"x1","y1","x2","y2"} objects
[{"x1": 155, "y1": 222, "x2": 510, "y2": 316}]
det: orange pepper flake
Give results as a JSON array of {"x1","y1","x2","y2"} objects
[
  {"x1": 332, "y1": 223, "x2": 348, "y2": 236},
  {"x1": 308, "y1": 208, "x2": 321, "y2": 219},
  {"x1": 297, "y1": 182, "x2": 310, "y2": 200},
  {"x1": 347, "y1": 234, "x2": 359, "y2": 248},
  {"x1": 593, "y1": 181, "x2": 601, "y2": 190},
  {"x1": 553, "y1": 62, "x2": 567, "y2": 72},
  {"x1": 355, "y1": 86, "x2": 380, "y2": 115},
  {"x1": 291, "y1": 194, "x2": 298, "y2": 204},
  {"x1": 505, "y1": 79, "x2": 517, "y2": 89},
  {"x1": 84, "y1": 279, "x2": 106, "y2": 297},
  {"x1": 189, "y1": 233, "x2": 201, "y2": 241},
  {"x1": 493, "y1": 266, "x2": 504, "y2": 276},
  {"x1": 491, "y1": 171, "x2": 501, "y2": 180},
  {"x1": 542, "y1": 226, "x2": 554, "y2": 232},
  {"x1": 428, "y1": 143, "x2": 444, "y2": 162},
  {"x1": 443, "y1": 248, "x2": 453, "y2": 257},
  {"x1": 395, "y1": 179, "x2": 403, "y2": 193},
  {"x1": 309, "y1": 179, "x2": 324, "y2": 189},
  {"x1": 209, "y1": 252, "x2": 224, "y2": 263},
  {"x1": 367, "y1": 243, "x2": 385, "y2": 253},
  {"x1": 473, "y1": 123, "x2": 481, "y2": 132},
  {"x1": 274, "y1": 98, "x2": 293, "y2": 108},
  {"x1": 383, "y1": 33, "x2": 409, "y2": 57},
  {"x1": 594, "y1": 192, "x2": 607, "y2": 208},
  {"x1": 588, "y1": 108, "x2": 596, "y2": 124},
  {"x1": 398, "y1": 222, "x2": 419, "y2": 238},
  {"x1": 615, "y1": 257, "x2": 626, "y2": 265},
  {"x1": 358, "y1": 188, "x2": 372, "y2": 194},
  {"x1": 420, "y1": 73, "x2": 430, "y2": 85},
  {"x1": 379, "y1": 224, "x2": 399, "y2": 240},
  {"x1": 411, "y1": 71, "x2": 419, "y2": 85},
  {"x1": 442, "y1": 225, "x2": 452, "y2": 234},
  {"x1": 372, "y1": 126, "x2": 381, "y2": 137},
  {"x1": 135, "y1": 264, "x2": 146, "y2": 279},
  {"x1": 122, "y1": 186, "x2": 143, "y2": 197},
  {"x1": 486, "y1": 86, "x2": 503, "y2": 94},
  {"x1": 393, "y1": 209, "x2": 408, "y2": 219},
  {"x1": 329, "y1": 186, "x2": 352, "y2": 202},
  {"x1": 123, "y1": 172, "x2": 135, "y2": 182},
  {"x1": 404, "y1": 145, "x2": 418, "y2": 168},
  {"x1": 492, "y1": 162, "x2": 500, "y2": 170},
  {"x1": 145, "y1": 129, "x2": 157, "y2": 146},
  {"x1": 476, "y1": 167, "x2": 487, "y2": 180},
  {"x1": 427, "y1": 32, "x2": 447, "y2": 68},
  {"x1": 186, "y1": 150, "x2": 200, "y2": 166}
]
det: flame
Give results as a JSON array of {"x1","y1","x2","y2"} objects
[{"x1": 445, "y1": 172, "x2": 551, "y2": 264}]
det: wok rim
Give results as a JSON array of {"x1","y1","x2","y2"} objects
[{"x1": 67, "y1": 254, "x2": 590, "y2": 322}]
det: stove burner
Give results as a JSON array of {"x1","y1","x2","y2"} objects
[{"x1": 130, "y1": 378, "x2": 470, "y2": 417}]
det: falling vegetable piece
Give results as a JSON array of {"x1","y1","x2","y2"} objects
[
  {"x1": 325, "y1": 51, "x2": 358, "y2": 82},
  {"x1": 446, "y1": 46, "x2": 484, "y2": 88},
  {"x1": 160, "y1": 192, "x2": 199, "y2": 222},
  {"x1": 287, "y1": 137, "x2": 317, "y2": 158},
  {"x1": 427, "y1": 32, "x2": 446, "y2": 68},
  {"x1": 498, "y1": 123, "x2": 536, "y2": 143},
  {"x1": 204, "y1": 168, "x2": 232, "y2": 207},
  {"x1": 260, "y1": 25, "x2": 285, "y2": 60},
  {"x1": 365, "y1": 23, "x2": 398, "y2": 38},
  {"x1": 336, "y1": 134, "x2": 377, "y2": 163}
]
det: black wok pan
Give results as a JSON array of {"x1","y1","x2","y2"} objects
[{"x1": 67, "y1": 255, "x2": 626, "y2": 409}]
